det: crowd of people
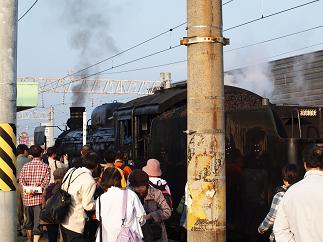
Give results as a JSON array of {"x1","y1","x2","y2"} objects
[
  {"x1": 16, "y1": 142, "x2": 323, "y2": 242},
  {"x1": 257, "y1": 144, "x2": 323, "y2": 242},
  {"x1": 16, "y1": 144, "x2": 173, "y2": 242}
]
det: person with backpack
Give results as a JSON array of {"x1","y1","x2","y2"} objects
[
  {"x1": 42, "y1": 167, "x2": 68, "y2": 242},
  {"x1": 96, "y1": 167, "x2": 146, "y2": 242},
  {"x1": 129, "y1": 170, "x2": 171, "y2": 242},
  {"x1": 258, "y1": 164, "x2": 299, "y2": 242},
  {"x1": 142, "y1": 159, "x2": 172, "y2": 209},
  {"x1": 47, "y1": 146, "x2": 69, "y2": 183},
  {"x1": 60, "y1": 152, "x2": 97, "y2": 241}
]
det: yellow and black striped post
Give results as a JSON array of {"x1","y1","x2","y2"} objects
[{"x1": 0, "y1": 123, "x2": 16, "y2": 191}]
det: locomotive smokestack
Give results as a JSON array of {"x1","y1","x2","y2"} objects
[
  {"x1": 70, "y1": 107, "x2": 85, "y2": 119},
  {"x1": 67, "y1": 107, "x2": 86, "y2": 130}
]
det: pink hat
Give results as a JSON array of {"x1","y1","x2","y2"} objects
[{"x1": 142, "y1": 159, "x2": 162, "y2": 177}]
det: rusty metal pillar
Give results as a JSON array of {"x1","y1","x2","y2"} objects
[{"x1": 182, "y1": 0, "x2": 228, "y2": 241}]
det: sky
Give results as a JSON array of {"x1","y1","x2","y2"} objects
[{"x1": 16, "y1": 0, "x2": 323, "y2": 139}]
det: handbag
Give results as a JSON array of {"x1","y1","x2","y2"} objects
[
  {"x1": 40, "y1": 168, "x2": 83, "y2": 224},
  {"x1": 116, "y1": 189, "x2": 142, "y2": 242}
]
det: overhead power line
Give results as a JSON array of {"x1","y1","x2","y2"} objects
[
  {"x1": 18, "y1": 0, "x2": 40, "y2": 22},
  {"x1": 44, "y1": 0, "x2": 318, "y2": 91},
  {"x1": 43, "y1": 0, "x2": 233, "y2": 90},
  {"x1": 101, "y1": 60, "x2": 187, "y2": 75},
  {"x1": 226, "y1": 41, "x2": 323, "y2": 70},
  {"x1": 223, "y1": 0, "x2": 234, "y2": 6},
  {"x1": 40, "y1": 22, "x2": 186, "y2": 90},
  {"x1": 269, "y1": 42, "x2": 323, "y2": 60},
  {"x1": 40, "y1": 45, "x2": 182, "y2": 93},
  {"x1": 101, "y1": 24, "x2": 323, "y2": 75},
  {"x1": 225, "y1": 24, "x2": 323, "y2": 53},
  {"x1": 224, "y1": 0, "x2": 320, "y2": 31}
]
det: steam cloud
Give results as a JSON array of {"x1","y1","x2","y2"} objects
[
  {"x1": 224, "y1": 62, "x2": 274, "y2": 98},
  {"x1": 61, "y1": 0, "x2": 118, "y2": 106}
]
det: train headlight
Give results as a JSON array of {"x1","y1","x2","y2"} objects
[{"x1": 299, "y1": 109, "x2": 318, "y2": 117}]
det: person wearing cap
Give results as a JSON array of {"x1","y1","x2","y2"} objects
[
  {"x1": 273, "y1": 144, "x2": 323, "y2": 242},
  {"x1": 142, "y1": 159, "x2": 171, "y2": 196},
  {"x1": 43, "y1": 168, "x2": 68, "y2": 242}
]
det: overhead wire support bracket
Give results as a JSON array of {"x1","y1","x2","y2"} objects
[{"x1": 180, "y1": 36, "x2": 230, "y2": 46}]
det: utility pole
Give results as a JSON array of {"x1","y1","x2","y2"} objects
[
  {"x1": 82, "y1": 111, "x2": 87, "y2": 146},
  {"x1": 0, "y1": 1, "x2": 18, "y2": 242},
  {"x1": 48, "y1": 106, "x2": 54, "y2": 147},
  {"x1": 182, "y1": 0, "x2": 228, "y2": 241}
]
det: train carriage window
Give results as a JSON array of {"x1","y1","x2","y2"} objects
[{"x1": 119, "y1": 119, "x2": 132, "y2": 145}]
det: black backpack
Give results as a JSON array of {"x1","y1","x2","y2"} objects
[
  {"x1": 149, "y1": 180, "x2": 173, "y2": 209},
  {"x1": 40, "y1": 168, "x2": 84, "y2": 224}
]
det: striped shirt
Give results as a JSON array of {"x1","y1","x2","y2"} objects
[
  {"x1": 258, "y1": 187, "x2": 286, "y2": 241},
  {"x1": 19, "y1": 158, "x2": 50, "y2": 206}
]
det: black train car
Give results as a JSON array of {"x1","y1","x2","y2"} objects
[{"x1": 114, "y1": 83, "x2": 323, "y2": 242}]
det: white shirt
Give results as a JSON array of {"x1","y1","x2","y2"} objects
[
  {"x1": 96, "y1": 187, "x2": 146, "y2": 242},
  {"x1": 61, "y1": 167, "x2": 96, "y2": 234},
  {"x1": 149, "y1": 177, "x2": 171, "y2": 195},
  {"x1": 273, "y1": 170, "x2": 323, "y2": 242},
  {"x1": 48, "y1": 158, "x2": 68, "y2": 183}
]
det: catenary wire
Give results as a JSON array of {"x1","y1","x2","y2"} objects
[
  {"x1": 101, "y1": 60, "x2": 187, "y2": 75},
  {"x1": 40, "y1": 45, "x2": 182, "y2": 93},
  {"x1": 41, "y1": 0, "x2": 319, "y2": 90},
  {"x1": 225, "y1": 24, "x2": 323, "y2": 52},
  {"x1": 223, "y1": 0, "x2": 234, "y2": 6},
  {"x1": 18, "y1": 0, "x2": 40, "y2": 22},
  {"x1": 100, "y1": 24, "x2": 323, "y2": 74},
  {"x1": 223, "y1": 0, "x2": 320, "y2": 31},
  {"x1": 226, "y1": 41, "x2": 323, "y2": 70},
  {"x1": 40, "y1": 22, "x2": 186, "y2": 90},
  {"x1": 42, "y1": 0, "x2": 233, "y2": 90}
]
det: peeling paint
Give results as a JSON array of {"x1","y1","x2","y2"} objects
[{"x1": 187, "y1": 133, "x2": 226, "y2": 231}]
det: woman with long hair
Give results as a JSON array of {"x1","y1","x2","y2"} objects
[{"x1": 96, "y1": 167, "x2": 146, "y2": 242}]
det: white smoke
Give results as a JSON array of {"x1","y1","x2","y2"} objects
[{"x1": 224, "y1": 62, "x2": 273, "y2": 98}]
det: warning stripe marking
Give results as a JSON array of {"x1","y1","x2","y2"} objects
[
  {"x1": 0, "y1": 156, "x2": 15, "y2": 181},
  {"x1": 0, "y1": 146, "x2": 16, "y2": 176},
  {"x1": 0, "y1": 123, "x2": 16, "y2": 144},
  {"x1": 0, "y1": 126, "x2": 16, "y2": 153},
  {"x1": 0, "y1": 178, "x2": 11, "y2": 191},
  {"x1": 0, "y1": 137, "x2": 16, "y2": 164},
  {"x1": 0, "y1": 123, "x2": 16, "y2": 191},
  {"x1": 0, "y1": 168, "x2": 15, "y2": 191}
]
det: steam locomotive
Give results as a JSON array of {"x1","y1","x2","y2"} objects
[{"x1": 48, "y1": 83, "x2": 323, "y2": 241}]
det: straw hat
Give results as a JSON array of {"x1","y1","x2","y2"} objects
[{"x1": 142, "y1": 159, "x2": 162, "y2": 177}]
